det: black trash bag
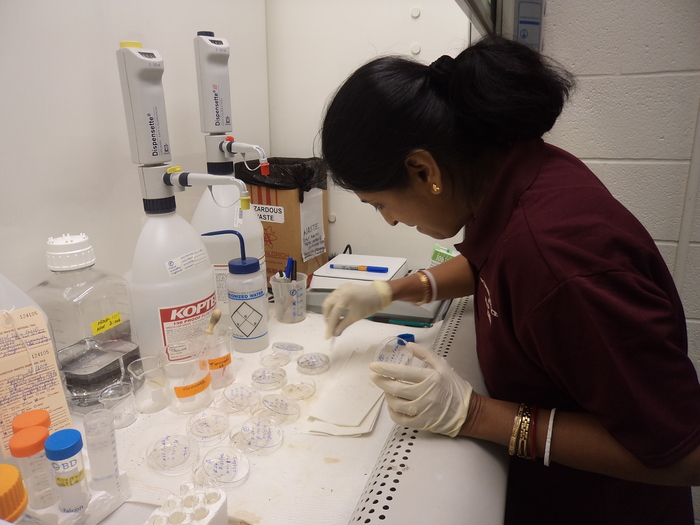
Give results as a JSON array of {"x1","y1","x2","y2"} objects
[{"x1": 234, "y1": 157, "x2": 327, "y2": 203}]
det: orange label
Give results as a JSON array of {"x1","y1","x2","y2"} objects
[
  {"x1": 208, "y1": 354, "x2": 232, "y2": 371},
  {"x1": 173, "y1": 372, "x2": 212, "y2": 399}
]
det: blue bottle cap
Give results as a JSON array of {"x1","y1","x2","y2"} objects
[
  {"x1": 44, "y1": 429, "x2": 83, "y2": 461},
  {"x1": 397, "y1": 333, "x2": 415, "y2": 345}
]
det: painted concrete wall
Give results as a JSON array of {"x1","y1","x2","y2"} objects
[{"x1": 540, "y1": 1, "x2": 700, "y2": 518}]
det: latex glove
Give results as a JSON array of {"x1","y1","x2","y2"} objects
[
  {"x1": 369, "y1": 342, "x2": 472, "y2": 437},
  {"x1": 323, "y1": 281, "x2": 392, "y2": 339}
]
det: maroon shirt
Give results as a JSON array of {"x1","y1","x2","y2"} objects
[{"x1": 456, "y1": 139, "x2": 700, "y2": 524}]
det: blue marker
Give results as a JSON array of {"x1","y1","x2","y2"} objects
[{"x1": 330, "y1": 264, "x2": 389, "y2": 273}]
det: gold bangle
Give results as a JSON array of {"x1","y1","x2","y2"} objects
[
  {"x1": 517, "y1": 405, "x2": 532, "y2": 460},
  {"x1": 412, "y1": 271, "x2": 432, "y2": 306},
  {"x1": 509, "y1": 404, "x2": 525, "y2": 456}
]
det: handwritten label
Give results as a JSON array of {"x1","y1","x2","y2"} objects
[
  {"x1": 91, "y1": 311, "x2": 122, "y2": 336},
  {"x1": 173, "y1": 372, "x2": 212, "y2": 398},
  {"x1": 301, "y1": 188, "x2": 326, "y2": 262},
  {"x1": 0, "y1": 307, "x2": 71, "y2": 459},
  {"x1": 208, "y1": 354, "x2": 232, "y2": 370}
]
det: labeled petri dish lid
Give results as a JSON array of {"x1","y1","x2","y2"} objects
[
  {"x1": 251, "y1": 367, "x2": 287, "y2": 390},
  {"x1": 258, "y1": 394, "x2": 300, "y2": 424},
  {"x1": 186, "y1": 408, "x2": 230, "y2": 444},
  {"x1": 147, "y1": 434, "x2": 200, "y2": 476},
  {"x1": 374, "y1": 336, "x2": 413, "y2": 366},
  {"x1": 271, "y1": 342, "x2": 304, "y2": 359},
  {"x1": 219, "y1": 383, "x2": 261, "y2": 413},
  {"x1": 297, "y1": 352, "x2": 330, "y2": 375},
  {"x1": 235, "y1": 417, "x2": 284, "y2": 454},
  {"x1": 260, "y1": 348, "x2": 291, "y2": 368},
  {"x1": 281, "y1": 378, "x2": 316, "y2": 400},
  {"x1": 195, "y1": 446, "x2": 250, "y2": 489}
]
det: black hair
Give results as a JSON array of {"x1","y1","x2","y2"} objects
[{"x1": 320, "y1": 35, "x2": 575, "y2": 199}]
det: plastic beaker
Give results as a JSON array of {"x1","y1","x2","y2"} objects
[
  {"x1": 127, "y1": 356, "x2": 170, "y2": 414},
  {"x1": 206, "y1": 326, "x2": 235, "y2": 390},
  {"x1": 98, "y1": 381, "x2": 136, "y2": 429},
  {"x1": 163, "y1": 349, "x2": 213, "y2": 414},
  {"x1": 269, "y1": 272, "x2": 307, "y2": 323}
]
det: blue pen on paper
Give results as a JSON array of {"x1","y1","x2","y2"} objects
[{"x1": 330, "y1": 264, "x2": 389, "y2": 273}]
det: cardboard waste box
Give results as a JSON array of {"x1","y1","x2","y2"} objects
[{"x1": 234, "y1": 157, "x2": 329, "y2": 285}]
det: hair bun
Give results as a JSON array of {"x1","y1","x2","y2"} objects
[{"x1": 429, "y1": 55, "x2": 455, "y2": 92}]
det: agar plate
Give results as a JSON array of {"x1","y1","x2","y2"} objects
[
  {"x1": 260, "y1": 348, "x2": 291, "y2": 368},
  {"x1": 281, "y1": 378, "x2": 315, "y2": 400},
  {"x1": 271, "y1": 341, "x2": 304, "y2": 359},
  {"x1": 297, "y1": 352, "x2": 330, "y2": 375},
  {"x1": 194, "y1": 446, "x2": 250, "y2": 489},
  {"x1": 218, "y1": 383, "x2": 261, "y2": 413},
  {"x1": 374, "y1": 336, "x2": 413, "y2": 366},
  {"x1": 147, "y1": 434, "x2": 200, "y2": 476},
  {"x1": 257, "y1": 394, "x2": 300, "y2": 424},
  {"x1": 186, "y1": 407, "x2": 230, "y2": 444},
  {"x1": 232, "y1": 417, "x2": 284, "y2": 455},
  {"x1": 251, "y1": 366, "x2": 287, "y2": 390}
]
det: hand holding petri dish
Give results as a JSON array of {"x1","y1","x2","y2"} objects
[{"x1": 373, "y1": 336, "x2": 414, "y2": 366}]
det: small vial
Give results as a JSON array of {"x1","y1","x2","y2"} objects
[
  {"x1": 11, "y1": 409, "x2": 51, "y2": 434},
  {"x1": 83, "y1": 409, "x2": 121, "y2": 494},
  {"x1": 44, "y1": 429, "x2": 91, "y2": 513},
  {"x1": 8, "y1": 426, "x2": 58, "y2": 509}
]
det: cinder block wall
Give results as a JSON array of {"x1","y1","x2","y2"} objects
[{"x1": 542, "y1": 0, "x2": 700, "y2": 517}]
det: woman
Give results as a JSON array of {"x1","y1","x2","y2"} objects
[{"x1": 321, "y1": 36, "x2": 700, "y2": 524}]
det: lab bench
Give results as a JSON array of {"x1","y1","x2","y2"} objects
[{"x1": 93, "y1": 297, "x2": 507, "y2": 525}]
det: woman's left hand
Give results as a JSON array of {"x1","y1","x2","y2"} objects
[{"x1": 369, "y1": 342, "x2": 473, "y2": 437}]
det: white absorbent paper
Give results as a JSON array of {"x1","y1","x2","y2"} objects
[{"x1": 306, "y1": 346, "x2": 382, "y2": 428}]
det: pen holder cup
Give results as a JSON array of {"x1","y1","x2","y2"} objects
[{"x1": 269, "y1": 272, "x2": 307, "y2": 324}]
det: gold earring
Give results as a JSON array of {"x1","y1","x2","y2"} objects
[{"x1": 432, "y1": 183, "x2": 441, "y2": 193}]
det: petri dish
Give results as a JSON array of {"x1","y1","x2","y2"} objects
[
  {"x1": 281, "y1": 378, "x2": 315, "y2": 401},
  {"x1": 271, "y1": 342, "x2": 304, "y2": 359},
  {"x1": 260, "y1": 348, "x2": 291, "y2": 368},
  {"x1": 186, "y1": 408, "x2": 230, "y2": 445},
  {"x1": 218, "y1": 383, "x2": 261, "y2": 414},
  {"x1": 232, "y1": 417, "x2": 284, "y2": 455},
  {"x1": 147, "y1": 434, "x2": 200, "y2": 476},
  {"x1": 374, "y1": 336, "x2": 414, "y2": 366},
  {"x1": 251, "y1": 367, "x2": 287, "y2": 391},
  {"x1": 194, "y1": 446, "x2": 250, "y2": 489},
  {"x1": 297, "y1": 352, "x2": 330, "y2": 375},
  {"x1": 257, "y1": 394, "x2": 300, "y2": 424}
]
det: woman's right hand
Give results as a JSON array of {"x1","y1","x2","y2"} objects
[{"x1": 322, "y1": 280, "x2": 393, "y2": 338}]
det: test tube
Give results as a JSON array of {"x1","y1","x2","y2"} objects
[
  {"x1": 8, "y1": 426, "x2": 58, "y2": 509},
  {"x1": 44, "y1": 429, "x2": 91, "y2": 513},
  {"x1": 83, "y1": 409, "x2": 121, "y2": 494}
]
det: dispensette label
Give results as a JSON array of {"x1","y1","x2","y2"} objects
[
  {"x1": 165, "y1": 248, "x2": 209, "y2": 278},
  {"x1": 159, "y1": 293, "x2": 216, "y2": 361}
]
